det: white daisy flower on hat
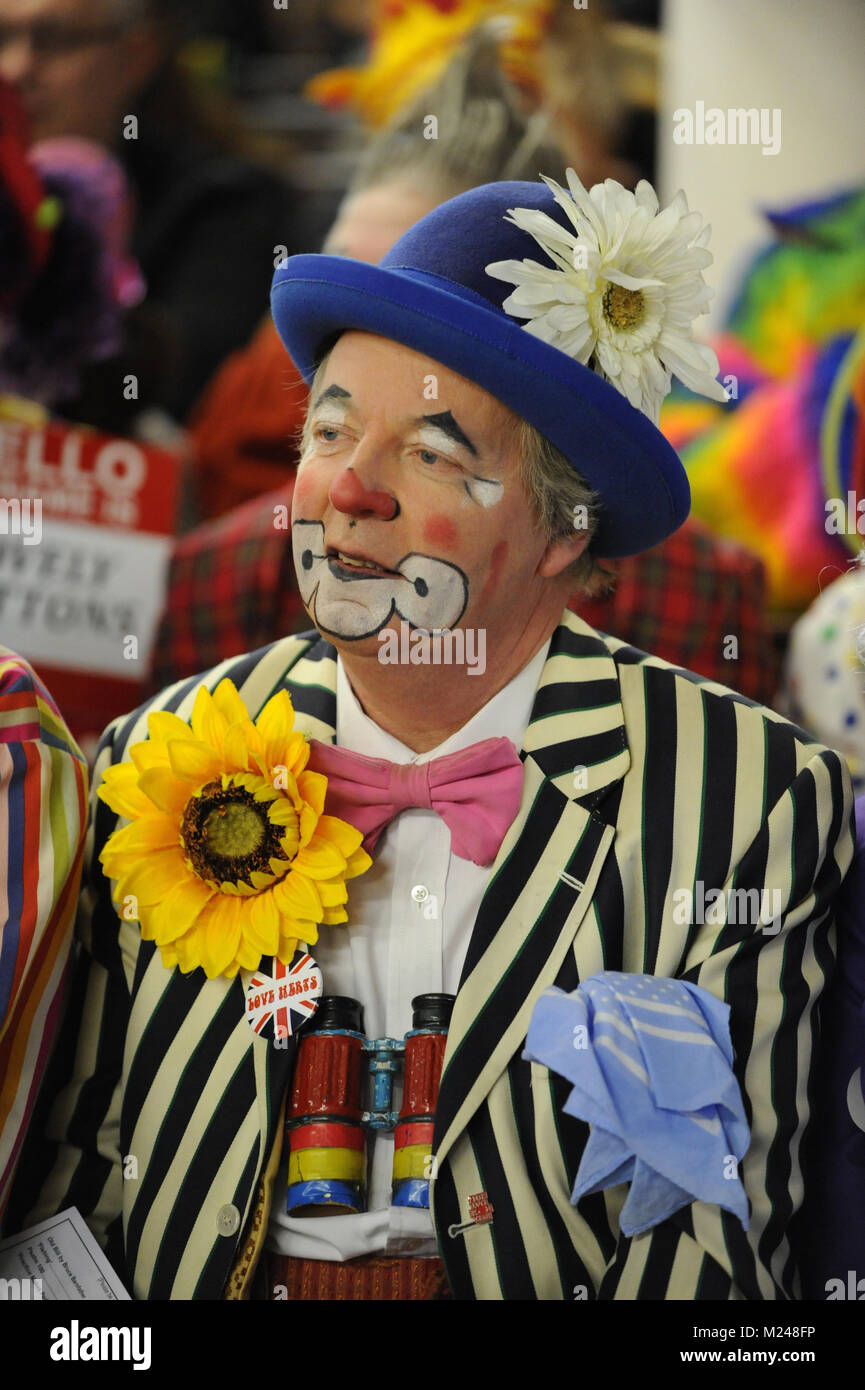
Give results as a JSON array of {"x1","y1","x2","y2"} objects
[{"x1": 485, "y1": 168, "x2": 729, "y2": 425}]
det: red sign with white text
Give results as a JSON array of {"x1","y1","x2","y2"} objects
[{"x1": 0, "y1": 418, "x2": 180, "y2": 753}]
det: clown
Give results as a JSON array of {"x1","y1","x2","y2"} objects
[{"x1": 7, "y1": 171, "x2": 853, "y2": 1302}]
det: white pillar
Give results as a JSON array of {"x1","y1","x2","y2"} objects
[{"x1": 659, "y1": 0, "x2": 865, "y2": 327}]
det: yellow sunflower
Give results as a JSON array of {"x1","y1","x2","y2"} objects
[{"x1": 98, "y1": 679, "x2": 371, "y2": 980}]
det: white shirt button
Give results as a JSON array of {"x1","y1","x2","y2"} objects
[
  {"x1": 216, "y1": 1203, "x2": 240, "y2": 1237},
  {"x1": 411, "y1": 884, "x2": 429, "y2": 902}
]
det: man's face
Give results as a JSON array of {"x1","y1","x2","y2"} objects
[
  {"x1": 292, "y1": 331, "x2": 570, "y2": 660},
  {"x1": 0, "y1": 0, "x2": 157, "y2": 142}
]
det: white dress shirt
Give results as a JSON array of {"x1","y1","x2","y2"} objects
[{"x1": 266, "y1": 638, "x2": 550, "y2": 1260}]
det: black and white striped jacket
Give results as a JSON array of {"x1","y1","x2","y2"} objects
[{"x1": 8, "y1": 610, "x2": 854, "y2": 1299}]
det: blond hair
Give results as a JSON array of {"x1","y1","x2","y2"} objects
[{"x1": 347, "y1": 27, "x2": 567, "y2": 205}]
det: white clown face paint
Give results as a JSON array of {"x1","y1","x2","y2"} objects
[
  {"x1": 313, "y1": 397, "x2": 350, "y2": 431},
  {"x1": 293, "y1": 521, "x2": 468, "y2": 639},
  {"x1": 291, "y1": 332, "x2": 591, "y2": 666},
  {"x1": 412, "y1": 420, "x2": 504, "y2": 510},
  {"x1": 463, "y1": 473, "x2": 504, "y2": 508}
]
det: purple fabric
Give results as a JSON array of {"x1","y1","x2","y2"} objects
[
  {"x1": 30, "y1": 138, "x2": 144, "y2": 312},
  {"x1": 308, "y1": 736, "x2": 523, "y2": 867},
  {"x1": 0, "y1": 137, "x2": 143, "y2": 403}
]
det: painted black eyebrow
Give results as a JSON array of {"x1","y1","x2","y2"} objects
[
  {"x1": 417, "y1": 411, "x2": 478, "y2": 456},
  {"x1": 310, "y1": 393, "x2": 478, "y2": 458},
  {"x1": 312, "y1": 383, "x2": 352, "y2": 408}
]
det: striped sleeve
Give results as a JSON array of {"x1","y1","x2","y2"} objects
[
  {"x1": 597, "y1": 742, "x2": 855, "y2": 1300},
  {"x1": 2, "y1": 708, "x2": 133, "y2": 1264},
  {"x1": 0, "y1": 650, "x2": 88, "y2": 1223}
]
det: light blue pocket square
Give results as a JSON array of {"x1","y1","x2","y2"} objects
[{"x1": 523, "y1": 972, "x2": 750, "y2": 1236}]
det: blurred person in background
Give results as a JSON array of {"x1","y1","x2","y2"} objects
[
  {"x1": 0, "y1": 77, "x2": 177, "y2": 762},
  {"x1": 258, "y1": 0, "x2": 373, "y2": 56},
  {"x1": 775, "y1": 328, "x2": 865, "y2": 789},
  {"x1": 154, "y1": 30, "x2": 775, "y2": 706},
  {"x1": 0, "y1": 0, "x2": 296, "y2": 424},
  {"x1": 791, "y1": 545, "x2": 865, "y2": 1295},
  {"x1": 0, "y1": 646, "x2": 88, "y2": 1228},
  {"x1": 305, "y1": 0, "x2": 657, "y2": 184},
  {"x1": 189, "y1": 0, "x2": 662, "y2": 520},
  {"x1": 718, "y1": 312, "x2": 865, "y2": 1298},
  {"x1": 189, "y1": 24, "x2": 569, "y2": 520},
  {"x1": 0, "y1": 75, "x2": 151, "y2": 426},
  {"x1": 799, "y1": 779, "x2": 865, "y2": 1299}
]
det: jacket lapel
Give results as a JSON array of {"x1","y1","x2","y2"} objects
[
  {"x1": 432, "y1": 610, "x2": 630, "y2": 1170},
  {"x1": 257, "y1": 619, "x2": 631, "y2": 1198},
  {"x1": 261, "y1": 630, "x2": 339, "y2": 743},
  {"x1": 253, "y1": 632, "x2": 340, "y2": 1119}
]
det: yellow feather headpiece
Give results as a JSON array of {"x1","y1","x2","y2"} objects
[{"x1": 305, "y1": 0, "x2": 555, "y2": 129}]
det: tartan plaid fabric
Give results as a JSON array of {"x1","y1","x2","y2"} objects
[
  {"x1": 151, "y1": 488, "x2": 305, "y2": 692},
  {"x1": 577, "y1": 522, "x2": 780, "y2": 703},
  {"x1": 151, "y1": 483, "x2": 776, "y2": 704}
]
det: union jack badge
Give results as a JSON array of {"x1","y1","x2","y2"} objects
[
  {"x1": 448, "y1": 1190, "x2": 495, "y2": 1239},
  {"x1": 243, "y1": 952, "x2": 323, "y2": 1041},
  {"x1": 468, "y1": 1191, "x2": 494, "y2": 1224}
]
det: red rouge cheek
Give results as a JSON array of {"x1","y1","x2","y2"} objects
[
  {"x1": 292, "y1": 475, "x2": 315, "y2": 512},
  {"x1": 422, "y1": 514, "x2": 459, "y2": 549}
]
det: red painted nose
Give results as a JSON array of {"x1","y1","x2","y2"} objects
[{"x1": 329, "y1": 468, "x2": 398, "y2": 520}]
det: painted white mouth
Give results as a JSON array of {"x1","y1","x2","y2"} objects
[{"x1": 293, "y1": 520, "x2": 468, "y2": 638}]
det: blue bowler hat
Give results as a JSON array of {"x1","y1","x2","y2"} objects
[{"x1": 270, "y1": 179, "x2": 691, "y2": 559}]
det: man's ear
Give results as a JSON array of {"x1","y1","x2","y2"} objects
[{"x1": 537, "y1": 529, "x2": 591, "y2": 579}]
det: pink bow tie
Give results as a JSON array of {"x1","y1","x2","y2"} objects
[{"x1": 308, "y1": 737, "x2": 524, "y2": 867}]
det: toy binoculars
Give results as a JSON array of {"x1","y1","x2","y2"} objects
[{"x1": 285, "y1": 992, "x2": 454, "y2": 1216}]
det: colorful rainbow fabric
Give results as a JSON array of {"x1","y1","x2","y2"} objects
[
  {"x1": 0, "y1": 647, "x2": 88, "y2": 1223},
  {"x1": 660, "y1": 187, "x2": 865, "y2": 615}
]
